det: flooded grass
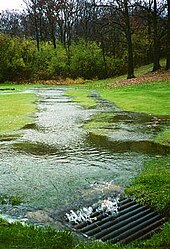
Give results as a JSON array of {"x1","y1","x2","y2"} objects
[
  {"x1": 0, "y1": 134, "x2": 19, "y2": 142},
  {"x1": 87, "y1": 133, "x2": 170, "y2": 155},
  {"x1": 66, "y1": 88, "x2": 97, "y2": 108},
  {"x1": 67, "y1": 80, "x2": 170, "y2": 145},
  {"x1": 0, "y1": 194, "x2": 23, "y2": 205},
  {"x1": 155, "y1": 128, "x2": 170, "y2": 146},
  {"x1": 64, "y1": 77, "x2": 170, "y2": 248},
  {"x1": 13, "y1": 141, "x2": 63, "y2": 156}
]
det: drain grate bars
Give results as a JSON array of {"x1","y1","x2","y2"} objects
[{"x1": 70, "y1": 198, "x2": 165, "y2": 244}]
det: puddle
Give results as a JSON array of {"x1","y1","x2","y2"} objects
[
  {"x1": 12, "y1": 142, "x2": 64, "y2": 156},
  {"x1": 87, "y1": 133, "x2": 170, "y2": 155},
  {"x1": 0, "y1": 86, "x2": 169, "y2": 227}
]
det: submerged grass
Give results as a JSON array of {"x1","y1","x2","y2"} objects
[
  {"x1": 154, "y1": 129, "x2": 170, "y2": 146},
  {"x1": 0, "y1": 195, "x2": 23, "y2": 205},
  {"x1": 66, "y1": 88, "x2": 96, "y2": 108},
  {"x1": 83, "y1": 112, "x2": 116, "y2": 137}
]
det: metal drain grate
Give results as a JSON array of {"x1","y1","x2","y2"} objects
[{"x1": 71, "y1": 199, "x2": 165, "y2": 244}]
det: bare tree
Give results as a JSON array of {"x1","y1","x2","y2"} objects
[
  {"x1": 24, "y1": 0, "x2": 48, "y2": 51},
  {"x1": 0, "y1": 10, "x2": 24, "y2": 37},
  {"x1": 107, "y1": 0, "x2": 135, "y2": 78}
]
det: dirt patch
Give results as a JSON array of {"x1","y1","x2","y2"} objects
[
  {"x1": 17, "y1": 78, "x2": 86, "y2": 85},
  {"x1": 110, "y1": 70, "x2": 170, "y2": 88}
]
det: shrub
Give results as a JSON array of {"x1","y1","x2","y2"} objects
[
  {"x1": 30, "y1": 42, "x2": 69, "y2": 80},
  {"x1": 69, "y1": 40, "x2": 106, "y2": 79},
  {"x1": 69, "y1": 40, "x2": 126, "y2": 79},
  {"x1": 0, "y1": 34, "x2": 35, "y2": 82},
  {"x1": 0, "y1": 35, "x2": 127, "y2": 82}
]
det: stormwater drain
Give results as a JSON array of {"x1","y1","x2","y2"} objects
[{"x1": 65, "y1": 198, "x2": 165, "y2": 244}]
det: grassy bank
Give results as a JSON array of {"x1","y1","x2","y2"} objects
[
  {"x1": 0, "y1": 217, "x2": 170, "y2": 249},
  {"x1": 125, "y1": 156, "x2": 170, "y2": 216},
  {"x1": 0, "y1": 84, "x2": 37, "y2": 135}
]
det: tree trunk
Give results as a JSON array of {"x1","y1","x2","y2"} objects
[
  {"x1": 124, "y1": 0, "x2": 135, "y2": 79},
  {"x1": 51, "y1": 23, "x2": 56, "y2": 49},
  {"x1": 35, "y1": 18, "x2": 40, "y2": 52},
  {"x1": 152, "y1": 0, "x2": 160, "y2": 71},
  {"x1": 166, "y1": 0, "x2": 170, "y2": 69}
]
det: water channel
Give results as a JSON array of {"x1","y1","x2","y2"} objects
[{"x1": 0, "y1": 87, "x2": 169, "y2": 226}]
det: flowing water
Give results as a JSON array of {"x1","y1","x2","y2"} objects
[{"x1": 0, "y1": 87, "x2": 169, "y2": 226}]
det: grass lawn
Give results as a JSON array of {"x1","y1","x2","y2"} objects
[
  {"x1": 0, "y1": 84, "x2": 37, "y2": 135},
  {"x1": 125, "y1": 156, "x2": 170, "y2": 216},
  {"x1": 99, "y1": 81, "x2": 170, "y2": 116},
  {"x1": 0, "y1": 217, "x2": 170, "y2": 249}
]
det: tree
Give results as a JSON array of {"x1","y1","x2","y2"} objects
[
  {"x1": 166, "y1": 0, "x2": 170, "y2": 69},
  {"x1": 124, "y1": 0, "x2": 135, "y2": 78},
  {"x1": 24, "y1": 0, "x2": 42, "y2": 51},
  {"x1": 0, "y1": 10, "x2": 25, "y2": 37},
  {"x1": 152, "y1": 0, "x2": 161, "y2": 71},
  {"x1": 108, "y1": 0, "x2": 135, "y2": 79}
]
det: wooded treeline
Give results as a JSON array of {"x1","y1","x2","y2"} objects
[{"x1": 0, "y1": 0, "x2": 170, "y2": 82}]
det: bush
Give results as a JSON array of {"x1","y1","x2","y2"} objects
[
  {"x1": 28, "y1": 42, "x2": 69, "y2": 80},
  {"x1": 69, "y1": 40, "x2": 126, "y2": 79},
  {"x1": 0, "y1": 34, "x2": 36, "y2": 82},
  {"x1": 0, "y1": 35, "x2": 126, "y2": 82},
  {"x1": 69, "y1": 40, "x2": 106, "y2": 79}
]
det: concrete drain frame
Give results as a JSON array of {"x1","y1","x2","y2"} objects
[{"x1": 66, "y1": 198, "x2": 165, "y2": 245}]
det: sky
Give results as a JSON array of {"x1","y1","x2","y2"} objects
[{"x1": 0, "y1": 0, "x2": 26, "y2": 11}]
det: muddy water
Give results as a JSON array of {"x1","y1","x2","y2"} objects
[{"x1": 0, "y1": 87, "x2": 169, "y2": 225}]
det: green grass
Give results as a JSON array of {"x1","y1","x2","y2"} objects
[
  {"x1": 0, "y1": 85, "x2": 37, "y2": 135},
  {"x1": 99, "y1": 81, "x2": 170, "y2": 116},
  {"x1": 155, "y1": 129, "x2": 170, "y2": 146},
  {"x1": 0, "y1": 222, "x2": 77, "y2": 249},
  {"x1": 125, "y1": 156, "x2": 170, "y2": 216},
  {"x1": 0, "y1": 218, "x2": 169, "y2": 249}
]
